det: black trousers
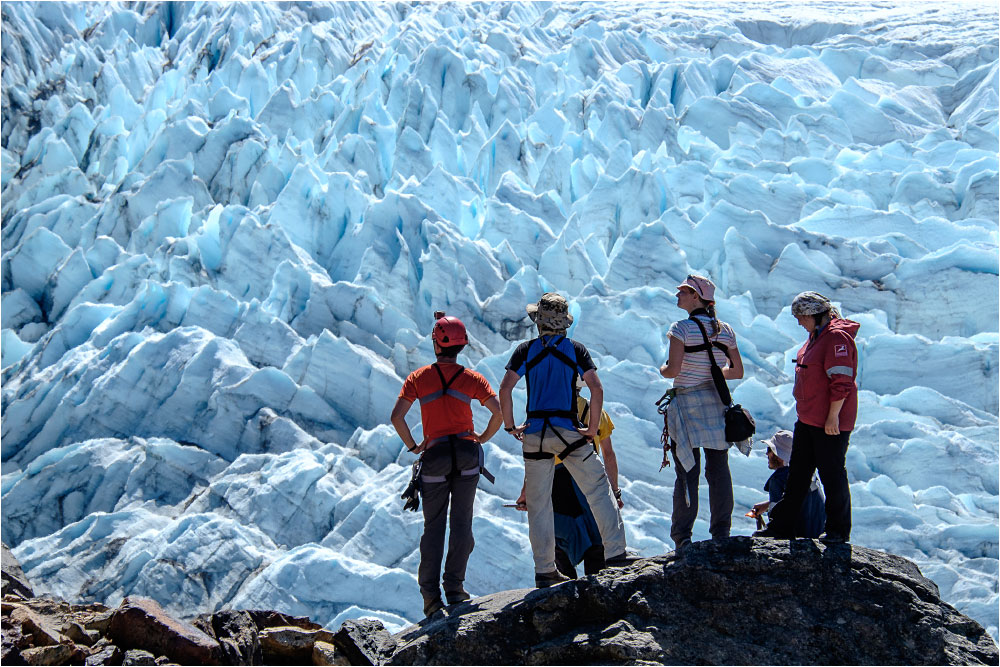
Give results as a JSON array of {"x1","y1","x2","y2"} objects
[
  {"x1": 670, "y1": 447, "x2": 733, "y2": 546},
  {"x1": 767, "y1": 421, "x2": 851, "y2": 539},
  {"x1": 418, "y1": 439, "x2": 480, "y2": 602}
]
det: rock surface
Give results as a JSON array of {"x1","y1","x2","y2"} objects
[
  {"x1": 108, "y1": 597, "x2": 222, "y2": 666},
  {"x1": 386, "y1": 538, "x2": 999, "y2": 665},
  {"x1": 2, "y1": 538, "x2": 996, "y2": 665},
  {"x1": 2, "y1": 542, "x2": 34, "y2": 599}
]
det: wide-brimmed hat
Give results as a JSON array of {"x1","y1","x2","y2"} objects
[
  {"x1": 526, "y1": 292, "x2": 573, "y2": 330},
  {"x1": 762, "y1": 430, "x2": 793, "y2": 464},
  {"x1": 677, "y1": 275, "x2": 716, "y2": 302}
]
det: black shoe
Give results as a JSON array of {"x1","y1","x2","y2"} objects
[
  {"x1": 605, "y1": 550, "x2": 637, "y2": 566},
  {"x1": 445, "y1": 590, "x2": 471, "y2": 605},
  {"x1": 423, "y1": 597, "x2": 445, "y2": 617},
  {"x1": 535, "y1": 570, "x2": 571, "y2": 588},
  {"x1": 819, "y1": 532, "x2": 848, "y2": 544},
  {"x1": 753, "y1": 528, "x2": 791, "y2": 538}
]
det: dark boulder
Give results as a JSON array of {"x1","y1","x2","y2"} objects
[
  {"x1": 386, "y1": 538, "x2": 999, "y2": 666},
  {"x1": 245, "y1": 609, "x2": 323, "y2": 632},
  {"x1": 193, "y1": 610, "x2": 263, "y2": 665},
  {"x1": 108, "y1": 597, "x2": 222, "y2": 665},
  {"x1": 332, "y1": 619, "x2": 395, "y2": 666},
  {"x1": 84, "y1": 640, "x2": 124, "y2": 666}
]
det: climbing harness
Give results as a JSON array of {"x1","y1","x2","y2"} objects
[
  {"x1": 521, "y1": 336, "x2": 593, "y2": 462},
  {"x1": 416, "y1": 363, "x2": 495, "y2": 484}
]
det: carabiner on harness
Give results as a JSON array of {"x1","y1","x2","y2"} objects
[{"x1": 655, "y1": 388, "x2": 677, "y2": 471}]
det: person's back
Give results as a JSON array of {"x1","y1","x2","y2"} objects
[
  {"x1": 499, "y1": 292, "x2": 626, "y2": 588},
  {"x1": 507, "y1": 334, "x2": 591, "y2": 435},
  {"x1": 390, "y1": 314, "x2": 503, "y2": 617}
]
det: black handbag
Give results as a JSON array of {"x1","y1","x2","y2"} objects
[{"x1": 690, "y1": 317, "x2": 755, "y2": 443}]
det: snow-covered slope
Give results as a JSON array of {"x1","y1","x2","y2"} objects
[{"x1": 2, "y1": 0, "x2": 997, "y2": 639}]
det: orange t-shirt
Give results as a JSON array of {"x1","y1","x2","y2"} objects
[{"x1": 399, "y1": 363, "x2": 496, "y2": 441}]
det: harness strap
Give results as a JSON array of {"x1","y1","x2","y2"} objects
[
  {"x1": 419, "y1": 364, "x2": 472, "y2": 405},
  {"x1": 523, "y1": 451, "x2": 555, "y2": 460},
  {"x1": 549, "y1": 420, "x2": 593, "y2": 461},
  {"x1": 420, "y1": 433, "x2": 495, "y2": 484},
  {"x1": 526, "y1": 409, "x2": 578, "y2": 420},
  {"x1": 690, "y1": 316, "x2": 734, "y2": 407},
  {"x1": 556, "y1": 437, "x2": 592, "y2": 461},
  {"x1": 524, "y1": 336, "x2": 578, "y2": 374},
  {"x1": 683, "y1": 341, "x2": 732, "y2": 360},
  {"x1": 425, "y1": 431, "x2": 473, "y2": 449}
]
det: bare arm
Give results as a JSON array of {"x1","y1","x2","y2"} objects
[
  {"x1": 579, "y1": 369, "x2": 603, "y2": 439},
  {"x1": 476, "y1": 396, "x2": 504, "y2": 444},
  {"x1": 722, "y1": 343, "x2": 744, "y2": 380},
  {"x1": 600, "y1": 436, "x2": 623, "y2": 508},
  {"x1": 660, "y1": 336, "x2": 685, "y2": 379},
  {"x1": 390, "y1": 397, "x2": 421, "y2": 453},
  {"x1": 499, "y1": 370, "x2": 526, "y2": 439}
]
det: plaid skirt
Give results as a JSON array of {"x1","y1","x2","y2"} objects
[{"x1": 667, "y1": 381, "x2": 730, "y2": 472}]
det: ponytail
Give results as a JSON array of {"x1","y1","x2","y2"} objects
[{"x1": 704, "y1": 301, "x2": 721, "y2": 337}]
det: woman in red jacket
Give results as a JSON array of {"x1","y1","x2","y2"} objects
[{"x1": 755, "y1": 291, "x2": 859, "y2": 543}]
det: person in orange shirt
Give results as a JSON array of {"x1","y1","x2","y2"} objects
[{"x1": 391, "y1": 314, "x2": 503, "y2": 617}]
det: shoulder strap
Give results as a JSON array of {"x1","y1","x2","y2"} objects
[
  {"x1": 525, "y1": 336, "x2": 577, "y2": 373},
  {"x1": 690, "y1": 317, "x2": 733, "y2": 407},
  {"x1": 420, "y1": 364, "x2": 472, "y2": 406},
  {"x1": 682, "y1": 318, "x2": 732, "y2": 360},
  {"x1": 432, "y1": 363, "x2": 465, "y2": 391}
]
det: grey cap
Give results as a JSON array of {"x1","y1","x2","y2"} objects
[{"x1": 764, "y1": 430, "x2": 793, "y2": 464}]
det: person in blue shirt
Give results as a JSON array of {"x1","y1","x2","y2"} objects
[
  {"x1": 750, "y1": 430, "x2": 825, "y2": 538},
  {"x1": 499, "y1": 292, "x2": 626, "y2": 589}
]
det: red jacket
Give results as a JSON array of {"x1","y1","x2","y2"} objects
[{"x1": 793, "y1": 318, "x2": 860, "y2": 432}]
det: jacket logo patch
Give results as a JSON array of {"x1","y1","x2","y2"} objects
[{"x1": 834, "y1": 344, "x2": 848, "y2": 357}]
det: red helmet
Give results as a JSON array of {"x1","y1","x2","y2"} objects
[{"x1": 432, "y1": 315, "x2": 468, "y2": 347}]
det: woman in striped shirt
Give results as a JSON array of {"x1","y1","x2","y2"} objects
[{"x1": 659, "y1": 275, "x2": 745, "y2": 550}]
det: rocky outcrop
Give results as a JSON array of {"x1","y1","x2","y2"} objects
[
  {"x1": 387, "y1": 538, "x2": 998, "y2": 665},
  {"x1": 2, "y1": 542, "x2": 34, "y2": 600},
  {"x1": 2, "y1": 538, "x2": 996, "y2": 665},
  {"x1": 108, "y1": 597, "x2": 223, "y2": 665}
]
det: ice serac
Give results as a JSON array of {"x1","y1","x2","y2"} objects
[{"x1": 1, "y1": 0, "x2": 998, "y2": 642}]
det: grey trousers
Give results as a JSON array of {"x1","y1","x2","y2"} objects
[
  {"x1": 523, "y1": 426, "x2": 626, "y2": 574},
  {"x1": 418, "y1": 439, "x2": 480, "y2": 602},
  {"x1": 670, "y1": 447, "x2": 733, "y2": 546}
]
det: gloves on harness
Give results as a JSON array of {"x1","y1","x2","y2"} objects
[{"x1": 401, "y1": 459, "x2": 421, "y2": 512}]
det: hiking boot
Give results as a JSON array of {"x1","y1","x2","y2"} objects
[
  {"x1": 819, "y1": 532, "x2": 848, "y2": 544},
  {"x1": 423, "y1": 597, "x2": 445, "y2": 617},
  {"x1": 445, "y1": 590, "x2": 471, "y2": 605},
  {"x1": 534, "y1": 570, "x2": 571, "y2": 589},
  {"x1": 605, "y1": 550, "x2": 637, "y2": 566}
]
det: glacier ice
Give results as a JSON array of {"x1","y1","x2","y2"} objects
[{"x1": 1, "y1": 0, "x2": 997, "y2": 640}]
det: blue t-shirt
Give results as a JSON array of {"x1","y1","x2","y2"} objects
[
  {"x1": 766, "y1": 466, "x2": 826, "y2": 538},
  {"x1": 505, "y1": 335, "x2": 596, "y2": 434}
]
